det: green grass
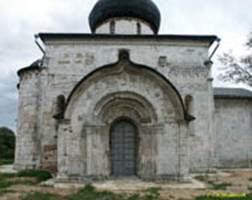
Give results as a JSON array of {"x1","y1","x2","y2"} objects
[
  {"x1": 128, "y1": 194, "x2": 141, "y2": 200},
  {"x1": 0, "y1": 189, "x2": 14, "y2": 197},
  {"x1": 17, "y1": 170, "x2": 53, "y2": 182},
  {"x1": 195, "y1": 194, "x2": 252, "y2": 200},
  {"x1": 0, "y1": 170, "x2": 52, "y2": 197},
  {"x1": 0, "y1": 173, "x2": 15, "y2": 190},
  {"x1": 0, "y1": 172, "x2": 36, "y2": 193},
  {"x1": 0, "y1": 173, "x2": 16, "y2": 179},
  {"x1": 194, "y1": 175, "x2": 232, "y2": 190},
  {"x1": 0, "y1": 179, "x2": 12, "y2": 189},
  {"x1": 0, "y1": 159, "x2": 14, "y2": 165},
  {"x1": 194, "y1": 175, "x2": 209, "y2": 182},
  {"x1": 144, "y1": 187, "x2": 161, "y2": 200},
  {"x1": 21, "y1": 192, "x2": 62, "y2": 200},
  {"x1": 208, "y1": 181, "x2": 232, "y2": 190},
  {"x1": 21, "y1": 185, "x2": 162, "y2": 200},
  {"x1": 67, "y1": 185, "x2": 125, "y2": 200}
]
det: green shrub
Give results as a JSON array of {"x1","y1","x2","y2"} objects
[
  {"x1": 17, "y1": 170, "x2": 52, "y2": 182},
  {"x1": 0, "y1": 127, "x2": 15, "y2": 164}
]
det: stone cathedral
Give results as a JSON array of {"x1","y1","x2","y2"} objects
[{"x1": 15, "y1": 0, "x2": 252, "y2": 182}]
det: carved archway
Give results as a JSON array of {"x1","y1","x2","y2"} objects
[
  {"x1": 57, "y1": 51, "x2": 192, "y2": 180},
  {"x1": 64, "y1": 50, "x2": 194, "y2": 122},
  {"x1": 94, "y1": 91, "x2": 158, "y2": 124}
]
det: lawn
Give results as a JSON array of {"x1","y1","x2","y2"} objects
[
  {"x1": 0, "y1": 169, "x2": 251, "y2": 200},
  {"x1": 19, "y1": 185, "x2": 252, "y2": 200}
]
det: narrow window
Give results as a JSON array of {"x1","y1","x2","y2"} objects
[
  {"x1": 110, "y1": 21, "x2": 115, "y2": 34},
  {"x1": 54, "y1": 95, "x2": 65, "y2": 119},
  {"x1": 137, "y1": 22, "x2": 141, "y2": 34}
]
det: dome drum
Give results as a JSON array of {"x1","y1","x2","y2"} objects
[{"x1": 89, "y1": 0, "x2": 161, "y2": 34}]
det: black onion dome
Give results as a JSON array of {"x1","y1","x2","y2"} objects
[{"x1": 89, "y1": 0, "x2": 161, "y2": 33}]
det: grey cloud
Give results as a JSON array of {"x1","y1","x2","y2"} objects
[{"x1": 0, "y1": 71, "x2": 18, "y2": 131}]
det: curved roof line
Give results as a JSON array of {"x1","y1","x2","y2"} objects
[{"x1": 64, "y1": 50, "x2": 195, "y2": 122}]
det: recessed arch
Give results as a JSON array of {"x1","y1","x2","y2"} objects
[
  {"x1": 94, "y1": 91, "x2": 158, "y2": 124},
  {"x1": 64, "y1": 51, "x2": 194, "y2": 122}
]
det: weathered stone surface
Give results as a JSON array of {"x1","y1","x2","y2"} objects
[
  {"x1": 214, "y1": 99, "x2": 252, "y2": 168},
  {"x1": 15, "y1": 31, "x2": 251, "y2": 182}
]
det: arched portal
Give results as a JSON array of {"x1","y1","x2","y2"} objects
[
  {"x1": 110, "y1": 119, "x2": 138, "y2": 177},
  {"x1": 58, "y1": 51, "x2": 191, "y2": 181}
]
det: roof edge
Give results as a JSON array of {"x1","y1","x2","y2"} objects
[
  {"x1": 38, "y1": 33, "x2": 218, "y2": 45},
  {"x1": 17, "y1": 59, "x2": 44, "y2": 76},
  {"x1": 214, "y1": 87, "x2": 252, "y2": 100}
]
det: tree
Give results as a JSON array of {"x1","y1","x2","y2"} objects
[
  {"x1": 219, "y1": 32, "x2": 252, "y2": 87},
  {"x1": 0, "y1": 127, "x2": 15, "y2": 164}
]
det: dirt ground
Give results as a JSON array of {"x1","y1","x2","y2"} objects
[{"x1": 0, "y1": 168, "x2": 252, "y2": 200}]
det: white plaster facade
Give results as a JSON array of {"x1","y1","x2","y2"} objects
[
  {"x1": 14, "y1": 0, "x2": 252, "y2": 182},
  {"x1": 215, "y1": 98, "x2": 252, "y2": 168}
]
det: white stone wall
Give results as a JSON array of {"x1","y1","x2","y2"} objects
[
  {"x1": 43, "y1": 38, "x2": 213, "y2": 171},
  {"x1": 215, "y1": 99, "x2": 252, "y2": 168},
  {"x1": 15, "y1": 70, "x2": 42, "y2": 170},
  {"x1": 16, "y1": 37, "x2": 215, "y2": 176},
  {"x1": 95, "y1": 18, "x2": 154, "y2": 34}
]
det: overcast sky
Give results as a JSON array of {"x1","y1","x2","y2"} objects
[{"x1": 0, "y1": 0, "x2": 251, "y2": 130}]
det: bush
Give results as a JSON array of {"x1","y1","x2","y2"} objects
[
  {"x1": 17, "y1": 170, "x2": 53, "y2": 182},
  {"x1": 0, "y1": 127, "x2": 15, "y2": 164}
]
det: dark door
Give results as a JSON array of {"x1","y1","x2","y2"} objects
[{"x1": 111, "y1": 120, "x2": 137, "y2": 176}]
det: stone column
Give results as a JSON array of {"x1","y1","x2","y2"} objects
[
  {"x1": 56, "y1": 120, "x2": 70, "y2": 181},
  {"x1": 178, "y1": 121, "x2": 191, "y2": 182},
  {"x1": 205, "y1": 60, "x2": 218, "y2": 171}
]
